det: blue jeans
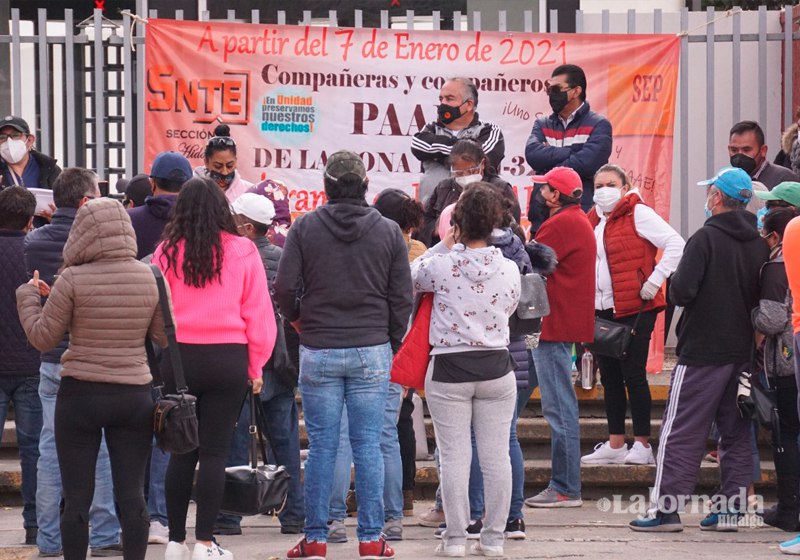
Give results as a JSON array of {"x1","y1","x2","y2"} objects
[
  {"x1": 329, "y1": 381, "x2": 403, "y2": 522},
  {"x1": 300, "y1": 343, "x2": 391, "y2": 542},
  {"x1": 37, "y1": 362, "x2": 120, "y2": 553},
  {"x1": 0, "y1": 375, "x2": 42, "y2": 528},
  {"x1": 148, "y1": 440, "x2": 169, "y2": 526},
  {"x1": 468, "y1": 400, "x2": 524, "y2": 521},
  {"x1": 530, "y1": 342, "x2": 581, "y2": 498}
]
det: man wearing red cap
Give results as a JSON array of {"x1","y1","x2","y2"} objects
[{"x1": 524, "y1": 167, "x2": 596, "y2": 509}]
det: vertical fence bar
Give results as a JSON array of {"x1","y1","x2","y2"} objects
[
  {"x1": 705, "y1": 7, "x2": 715, "y2": 178},
  {"x1": 93, "y1": 9, "x2": 105, "y2": 179},
  {"x1": 628, "y1": 9, "x2": 635, "y2": 33},
  {"x1": 680, "y1": 8, "x2": 689, "y2": 238},
  {"x1": 758, "y1": 6, "x2": 767, "y2": 131},
  {"x1": 175, "y1": 10, "x2": 183, "y2": 20},
  {"x1": 355, "y1": 10, "x2": 363, "y2": 28},
  {"x1": 278, "y1": 11, "x2": 286, "y2": 25},
  {"x1": 432, "y1": 11, "x2": 440, "y2": 31},
  {"x1": 453, "y1": 11, "x2": 461, "y2": 31},
  {"x1": 201, "y1": 11, "x2": 209, "y2": 21},
  {"x1": 732, "y1": 8, "x2": 740, "y2": 123},
  {"x1": 122, "y1": 11, "x2": 133, "y2": 176},
  {"x1": 380, "y1": 11, "x2": 388, "y2": 29},
  {"x1": 550, "y1": 10, "x2": 558, "y2": 33},
  {"x1": 784, "y1": 4, "x2": 794, "y2": 128},
  {"x1": 539, "y1": 2, "x2": 547, "y2": 32},
  {"x1": 499, "y1": 11, "x2": 506, "y2": 32},
  {"x1": 251, "y1": 10, "x2": 259, "y2": 24},
  {"x1": 137, "y1": 0, "x2": 147, "y2": 173},
  {"x1": 473, "y1": 11, "x2": 480, "y2": 31},
  {"x1": 576, "y1": 10, "x2": 583, "y2": 33},
  {"x1": 602, "y1": 9, "x2": 610, "y2": 33},
  {"x1": 329, "y1": 10, "x2": 337, "y2": 27},
  {"x1": 11, "y1": 9, "x2": 21, "y2": 116},
  {"x1": 65, "y1": 9, "x2": 76, "y2": 168},
  {"x1": 406, "y1": 10, "x2": 414, "y2": 30},
  {"x1": 37, "y1": 9, "x2": 50, "y2": 154},
  {"x1": 302, "y1": 11, "x2": 311, "y2": 25},
  {"x1": 654, "y1": 9, "x2": 662, "y2": 33},
  {"x1": 524, "y1": 10, "x2": 533, "y2": 33}
]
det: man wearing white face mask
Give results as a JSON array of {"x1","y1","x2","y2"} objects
[
  {"x1": 582, "y1": 164, "x2": 684, "y2": 468},
  {"x1": 0, "y1": 116, "x2": 61, "y2": 192}
]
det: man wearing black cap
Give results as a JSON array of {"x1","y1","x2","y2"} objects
[
  {"x1": 275, "y1": 151, "x2": 412, "y2": 560},
  {"x1": 128, "y1": 151, "x2": 192, "y2": 260},
  {"x1": 116, "y1": 174, "x2": 151, "y2": 209},
  {"x1": 0, "y1": 115, "x2": 61, "y2": 191}
]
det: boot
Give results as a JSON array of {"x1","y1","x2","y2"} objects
[
  {"x1": 346, "y1": 489, "x2": 358, "y2": 518},
  {"x1": 764, "y1": 441, "x2": 800, "y2": 532},
  {"x1": 403, "y1": 489, "x2": 414, "y2": 517}
]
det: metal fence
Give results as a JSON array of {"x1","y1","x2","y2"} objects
[{"x1": 2, "y1": 3, "x2": 799, "y2": 237}]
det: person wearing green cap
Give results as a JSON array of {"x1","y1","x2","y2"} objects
[{"x1": 755, "y1": 181, "x2": 800, "y2": 210}]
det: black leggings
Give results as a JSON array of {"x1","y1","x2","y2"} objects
[
  {"x1": 55, "y1": 378, "x2": 153, "y2": 560},
  {"x1": 163, "y1": 343, "x2": 249, "y2": 542},
  {"x1": 397, "y1": 392, "x2": 416, "y2": 491},
  {"x1": 596, "y1": 309, "x2": 658, "y2": 437}
]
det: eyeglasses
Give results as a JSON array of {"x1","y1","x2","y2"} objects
[
  {"x1": 208, "y1": 136, "x2": 236, "y2": 148},
  {"x1": 449, "y1": 165, "x2": 482, "y2": 178},
  {"x1": 0, "y1": 132, "x2": 25, "y2": 142},
  {"x1": 546, "y1": 85, "x2": 573, "y2": 95}
]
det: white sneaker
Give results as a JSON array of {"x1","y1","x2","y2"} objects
[
  {"x1": 581, "y1": 441, "x2": 628, "y2": 465},
  {"x1": 191, "y1": 541, "x2": 233, "y2": 559},
  {"x1": 149, "y1": 521, "x2": 169, "y2": 545},
  {"x1": 165, "y1": 541, "x2": 190, "y2": 560},
  {"x1": 624, "y1": 441, "x2": 655, "y2": 465},
  {"x1": 434, "y1": 543, "x2": 466, "y2": 557},
  {"x1": 470, "y1": 541, "x2": 504, "y2": 557}
]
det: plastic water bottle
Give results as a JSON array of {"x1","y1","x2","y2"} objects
[{"x1": 581, "y1": 349, "x2": 595, "y2": 390}]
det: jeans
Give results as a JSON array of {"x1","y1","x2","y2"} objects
[
  {"x1": 300, "y1": 343, "x2": 391, "y2": 542},
  {"x1": 468, "y1": 400, "x2": 525, "y2": 522},
  {"x1": 530, "y1": 341, "x2": 581, "y2": 498},
  {"x1": 329, "y1": 381, "x2": 403, "y2": 522},
  {"x1": 148, "y1": 441, "x2": 169, "y2": 526},
  {"x1": 0, "y1": 375, "x2": 42, "y2": 529},
  {"x1": 37, "y1": 362, "x2": 120, "y2": 554}
]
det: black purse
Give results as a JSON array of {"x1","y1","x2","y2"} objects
[
  {"x1": 587, "y1": 304, "x2": 645, "y2": 360},
  {"x1": 737, "y1": 341, "x2": 782, "y2": 451},
  {"x1": 147, "y1": 265, "x2": 199, "y2": 455},
  {"x1": 269, "y1": 314, "x2": 298, "y2": 388},
  {"x1": 220, "y1": 391, "x2": 291, "y2": 516}
]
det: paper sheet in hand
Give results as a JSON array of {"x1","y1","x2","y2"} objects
[{"x1": 27, "y1": 188, "x2": 53, "y2": 216}]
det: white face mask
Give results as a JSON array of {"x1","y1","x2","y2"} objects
[
  {"x1": 455, "y1": 173, "x2": 482, "y2": 188},
  {"x1": 0, "y1": 138, "x2": 28, "y2": 165},
  {"x1": 593, "y1": 187, "x2": 622, "y2": 213}
]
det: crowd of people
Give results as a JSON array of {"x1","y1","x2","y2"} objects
[{"x1": 2, "y1": 62, "x2": 800, "y2": 560}]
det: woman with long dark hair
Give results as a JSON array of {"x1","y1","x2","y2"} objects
[
  {"x1": 154, "y1": 177, "x2": 276, "y2": 560},
  {"x1": 194, "y1": 124, "x2": 253, "y2": 202}
]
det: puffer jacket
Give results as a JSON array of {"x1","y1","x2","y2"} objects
[{"x1": 16, "y1": 198, "x2": 169, "y2": 385}]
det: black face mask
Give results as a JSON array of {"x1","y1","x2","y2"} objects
[
  {"x1": 730, "y1": 153, "x2": 758, "y2": 175},
  {"x1": 209, "y1": 170, "x2": 235, "y2": 188},
  {"x1": 438, "y1": 101, "x2": 466, "y2": 125},
  {"x1": 548, "y1": 89, "x2": 570, "y2": 114},
  {"x1": 529, "y1": 185, "x2": 551, "y2": 235}
]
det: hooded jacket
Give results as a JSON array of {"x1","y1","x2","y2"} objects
[
  {"x1": 16, "y1": 198, "x2": 169, "y2": 385},
  {"x1": 670, "y1": 210, "x2": 769, "y2": 366},
  {"x1": 0, "y1": 230, "x2": 40, "y2": 376},
  {"x1": 274, "y1": 198, "x2": 413, "y2": 353},
  {"x1": 411, "y1": 242, "x2": 521, "y2": 354},
  {"x1": 128, "y1": 194, "x2": 177, "y2": 260}
]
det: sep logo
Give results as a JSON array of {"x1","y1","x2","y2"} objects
[{"x1": 147, "y1": 66, "x2": 250, "y2": 125}]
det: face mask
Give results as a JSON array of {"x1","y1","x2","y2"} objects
[
  {"x1": 0, "y1": 138, "x2": 28, "y2": 164},
  {"x1": 756, "y1": 207, "x2": 768, "y2": 231},
  {"x1": 592, "y1": 188, "x2": 622, "y2": 213},
  {"x1": 208, "y1": 169, "x2": 235, "y2": 188},
  {"x1": 704, "y1": 196, "x2": 714, "y2": 219},
  {"x1": 438, "y1": 102, "x2": 466, "y2": 125},
  {"x1": 454, "y1": 173, "x2": 482, "y2": 188},
  {"x1": 548, "y1": 89, "x2": 570, "y2": 114},
  {"x1": 529, "y1": 185, "x2": 551, "y2": 235},
  {"x1": 730, "y1": 153, "x2": 758, "y2": 175}
]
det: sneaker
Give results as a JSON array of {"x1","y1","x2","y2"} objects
[
  {"x1": 281, "y1": 525, "x2": 304, "y2": 535},
  {"x1": 165, "y1": 541, "x2": 191, "y2": 560},
  {"x1": 286, "y1": 538, "x2": 326, "y2": 560},
  {"x1": 699, "y1": 511, "x2": 739, "y2": 532},
  {"x1": 435, "y1": 520, "x2": 482, "y2": 539},
  {"x1": 624, "y1": 441, "x2": 655, "y2": 465},
  {"x1": 525, "y1": 487, "x2": 583, "y2": 508},
  {"x1": 469, "y1": 542, "x2": 503, "y2": 557},
  {"x1": 581, "y1": 441, "x2": 628, "y2": 465},
  {"x1": 91, "y1": 543, "x2": 124, "y2": 557},
  {"x1": 383, "y1": 519, "x2": 403, "y2": 541},
  {"x1": 434, "y1": 543, "x2": 466, "y2": 557},
  {"x1": 25, "y1": 527, "x2": 37, "y2": 546},
  {"x1": 780, "y1": 534, "x2": 800, "y2": 555},
  {"x1": 704, "y1": 450, "x2": 719, "y2": 463},
  {"x1": 358, "y1": 537, "x2": 395, "y2": 559},
  {"x1": 629, "y1": 511, "x2": 683, "y2": 532},
  {"x1": 419, "y1": 508, "x2": 446, "y2": 528},
  {"x1": 149, "y1": 521, "x2": 169, "y2": 545},
  {"x1": 504, "y1": 518, "x2": 526, "y2": 540},
  {"x1": 38, "y1": 551, "x2": 63, "y2": 558},
  {"x1": 191, "y1": 540, "x2": 233, "y2": 559},
  {"x1": 327, "y1": 519, "x2": 347, "y2": 544}
]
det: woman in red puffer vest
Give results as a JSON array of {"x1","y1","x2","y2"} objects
[{"x1": 581, "y1": 164, "x2": 685, "y2": 467}]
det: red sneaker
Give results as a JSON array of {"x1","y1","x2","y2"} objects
[
  {"x1": 359, "y1": 537, "x2": 395, "y2": 559},
  {"x1": 286, "y1": 538, "x2": 326, "y2": 559}
]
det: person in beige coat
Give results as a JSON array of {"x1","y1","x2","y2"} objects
[{"x1": 16, "y1": 196, "x2": 169, "y2": 560}]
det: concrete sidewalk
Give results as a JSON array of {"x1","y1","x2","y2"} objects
[{"x1": 0, "y1": 501, "x2": 791, "y2": 559}]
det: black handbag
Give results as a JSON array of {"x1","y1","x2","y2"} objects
[
  {"x1": 269, "y1": 314, "x2": 298, "y2": 388},
  {"x1": 587, "y1": 304, "x2": 645, "y2": 360},
  {"x1": 147, "y1": 265, "x2": 199, "y2": 455},
  {"x1": 220, "y1": 391, "x2": 291, "y2": 516},
  {"x1": 737, "y1": 341, "x2": 782, "y2": 451}
]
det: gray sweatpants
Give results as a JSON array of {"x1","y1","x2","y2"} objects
[
  {"x1": 650, "y1": 362, "x2": 751, "y2": 515},
  {"x1": 425, "y1": 362, "x2": 516, "y2": 548}
]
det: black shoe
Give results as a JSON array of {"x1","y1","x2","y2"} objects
[
  {"x1": 434, "y1": 519, "x2": 482, "y2": 539},
  {"x1": 281, "y1": 524, "x2": 303, "y2": 534},
  {"x1": 504, "y1": 518, "x2": 526, "y2": 540},
  {"x1": 90, "y1": 543, "x2": 123, "y2": 557},
  {"x1": 212, "y1": 524, "x2": 243, "y2": 536},
  {"x1": 762, "y1": 504, "x2": 800, "y2": 532},
  {"x1": 25, "y1": 527, "x2": 37, "y2": 546}
]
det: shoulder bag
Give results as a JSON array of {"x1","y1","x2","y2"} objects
[
  {"x1": 587, "y1": 303, "x2": 645, "y2": 360},
  {"x1": 147, "y1": 265, "x2": 199, "y2": 455},
  {"x1": 737, "y1": 341, "x2": 782, "y2": 452}
]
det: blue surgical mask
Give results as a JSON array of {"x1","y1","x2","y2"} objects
[
  {"x1": 703, "y1": 200, "x2": 712, "y2": 219},
  {"x1": 756, "y1": 207, "x2": 768, "y2": 230}
]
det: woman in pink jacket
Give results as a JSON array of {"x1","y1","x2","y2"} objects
[{"x1": 153, "y1": 177, "x2": 276, "y2": 560}]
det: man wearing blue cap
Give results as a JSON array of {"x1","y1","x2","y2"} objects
[{"x1": 630, "y1": 167, "x2": 769, "y2": 533}]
